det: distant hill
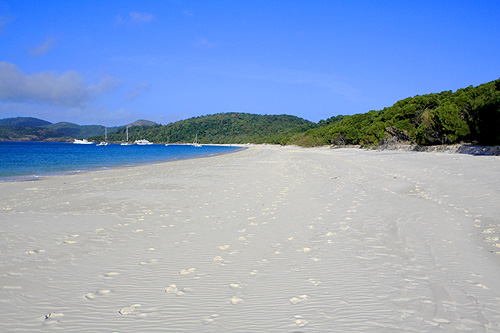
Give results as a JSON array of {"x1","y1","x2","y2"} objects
[
  {"x1": 128, "y1": 119, "x2": 158, "y2": 127},
  {"x1": 0, "y1": 117, "x2": 157, "y2": 142},
  {"x1": 43, "y1": 122, "x2": 113, "y2": 139},
  {"x1": 0, "y1": 117, "x2": 51, "y2": 127},
  {"x1": 0, "y1": 126, "x2": 72, "y2": 142},
  {"x1": 98, "y1": 113, "x2": 317, "y2": 144}
]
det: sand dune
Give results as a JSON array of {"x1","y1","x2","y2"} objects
[{"x1": 1, "y1": 145, "x2": 499, "y2": 331}]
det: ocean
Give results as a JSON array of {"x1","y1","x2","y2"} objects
[{"x1": 0, "y1": 142, "x2": 243, "y2": 181}]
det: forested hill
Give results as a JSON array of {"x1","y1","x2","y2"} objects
[
  {"x1": 287, "y1": 78, "x2": 500, "y2": 146},
  {"x1": 0, "y1": 117, "x2": 52, "y2": 127},
  {"x1": 100, "y1": 113, "x2": 316, "y2": 144}
]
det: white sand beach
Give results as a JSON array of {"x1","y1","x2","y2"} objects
[{"x1": 1, "y1": 145, "x2": 500, "y2": 332}]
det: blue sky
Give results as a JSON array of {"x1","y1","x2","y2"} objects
[{"x1": 1, "y1": 1, "x2": 499, "y2": 126}]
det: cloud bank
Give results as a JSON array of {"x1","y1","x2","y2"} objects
[{"x1": 0, "y1": 62, "x2": 119, "y2": 107}]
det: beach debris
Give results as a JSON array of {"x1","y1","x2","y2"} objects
[
  {"x1": 44, "y1": 312, "x2": 64, "y2": 325},
  {"x1": 45, "y1": 312, "x2": 64, "y2": 319}
]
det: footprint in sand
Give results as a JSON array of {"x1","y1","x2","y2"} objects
[
  {"x1": 218, "y1": 245, "x2": 231, "y2": 250},
  {"x1": 27, "y1": 249, "x2": 45, "y2": 254},
  {"x1": 139, "y1": 259, "x2": 158, "y2": 265},
  {"x1": 104, "y1": 272, "x2": 120, "y2": 279},
  {"x1": 119, "y1": 304, "x2": 141, "y2": 315},
  {"x1": 308, "y1": 278, "x2": 321, "y2": 286},
  {"x1": 249, "y1": 270, "x2": 259, "y2": 277},
  {"x1": 213, "y1": 256, "x2": 229, "y2": 266},
  {"x1": 165, "y1": 284, "x2": 191, "y2": 295},
  {"x1": 201, "y1": 314, "x2": 220, "y2": 325},
  {"x1": 230, "y1": 296, "x2": 243, "y2": 305},
  {"x1": 290, "y1": 295, "x2": 310, "y2": 305},
  {"x1": 293, "y1": 315, "x2": 309, "y2": 327},
  {"x1": 85, "y1": 289, "x2": 111, "y2": 299},
  {"x1": 229, "y1": 283, "x2": 241, "y2": 289},
  {"x1": 63, "y1": 240, "x2": 77, "y2": 244},
  {"x1": 180, "y1": 268, "x2": 197, "y2": 275}
]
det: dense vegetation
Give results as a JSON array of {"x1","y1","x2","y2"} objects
[
  {"x1": 288, "y1": 78, "x2": 500, "y2": 146},
  {"x1": 98, "y1": 113, "x2": 316, "y2": 144}
]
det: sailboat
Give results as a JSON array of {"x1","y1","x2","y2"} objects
[
  {"x1": 192, "y1": 134, "x2": 202, "y2": 147},
  {"x1": 121, "y1": 126, "x2": 131, "y2": 145},
  {"x1": 165, "y1": 137, "x2": 170, "y2": 146},
  {"x1": 98, "y1": 127, "x2": 108, "y2": 146}
]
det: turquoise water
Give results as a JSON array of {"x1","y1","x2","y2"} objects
[{"x1": 0, "y1": 142, "x2": 243, "y2": 181}]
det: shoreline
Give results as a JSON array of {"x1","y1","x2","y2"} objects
[
  {"x1": 1, "y1": 145, "x2": 499, "y2": 331},
  {"x1": 0, "y1": 143, "x2": 246, "y2": 182}
]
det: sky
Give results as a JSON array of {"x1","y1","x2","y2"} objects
[{"x1": 0, "y1": 1, "x2": 499, "y2": 126}]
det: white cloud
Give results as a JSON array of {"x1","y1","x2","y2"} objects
[
  {"x1": 126, "y1": 83, "x2": 151, "y2": 101},
  {"x1": 0, "y1": 62, "x2": 120, "y2": 107},
  {"x1": 129, "y1": 12, "x2": 154, "y2": 23},
  {"x1": 30, "y1": 37, "x2": 58, "y2": 56}
]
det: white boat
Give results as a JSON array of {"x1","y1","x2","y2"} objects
[
  {"x1": 192, "y1": 134, "x2": 202, "y2": 147},
  {"x1": 165, "y1": 137, "x2": 170, "y2": 146},
  {"x1": 134, "y1": 139, "x2": 153, "y2": 145},
  {"x1": 98, "y1": 127, "x2": 108, "y2": 146},
  {"x1": 121, "y1": 126, "x2": 131, "y2": 145},
  {"x1": 73, "y1": 139, "x2": 93, "y2": 144}
]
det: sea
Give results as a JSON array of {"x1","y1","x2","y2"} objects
[{"x1": 0, "y1": 141, "x2": 243, "y2": 181}]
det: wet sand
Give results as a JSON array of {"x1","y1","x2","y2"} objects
[{"x1": 1, "y1": 145, "x2": 500, "y2": 332}]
